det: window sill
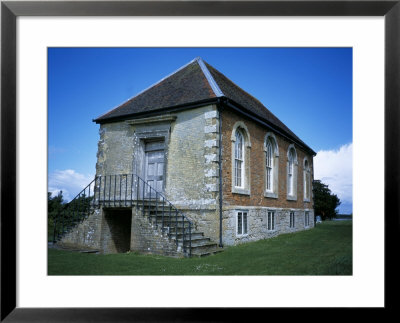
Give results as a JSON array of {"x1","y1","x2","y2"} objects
[
  {"x1": 287, "y1": 195, "x2": 297, "y2": 201},
  {"x1": 236, "y1": 233, "x2": 249, "y2": 238},
  {"x1": 264, "y1": 191, "x2": 278, "y2": 199},
  {"x1": 232, "y1": 187, "x2": 250, "y2": 195},
  {"x1": 303, "y1": 198, "x2": 311, "y2": 202}
]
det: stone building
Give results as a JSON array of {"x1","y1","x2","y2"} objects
[{"x1": 56, "y1": 57, "x2": 316, "y2": 257}]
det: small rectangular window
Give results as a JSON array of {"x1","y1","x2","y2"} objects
[
  {"x1": 267, "y1": 211, "x2": 275, "y2": 231},
  {"x1": 305, "y1": 211, "x2": 310, "y2": 227},
  {"x1": 237, "y1": 211, "x2": 248, "y2": 236},
  {"x1": 289, "y1": 211, "x2": 295, "y2": 228}
]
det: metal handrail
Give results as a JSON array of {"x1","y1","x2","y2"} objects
[{"x1": 53, "y1": 173, "x2": 193, "y2": 257}]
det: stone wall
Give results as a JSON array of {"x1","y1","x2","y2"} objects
[
  {"x1": 57, "y1": 209, "x2": 103, "y2": 251},
  {"x1": 130, "y1": 206, "x2": 184, "y2": 257},
  {"x1": 222, "y1": 206, "x2": 314, "y2": 245},
  {"x1": 96, "y1": 122, "x2": 135, "y2": 176},
  {"x1": 165, "y1": 105, "x2": 220, "y2": 242}
]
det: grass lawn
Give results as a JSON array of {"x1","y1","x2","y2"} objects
[{"x1": 48, "y1": 220, "x2": 352, "y2": 275}]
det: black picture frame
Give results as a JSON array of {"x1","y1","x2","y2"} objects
[{"x1": 1, "y1": 1, "x2": 398, "y2": 321}]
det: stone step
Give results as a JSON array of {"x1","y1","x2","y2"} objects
[
  {"x1": 175, "y1": 237, "x2": 211, "y2": 247},
  {"x1": 149, "y1": 218, "x2": 192, "y2": 229},
  {"x1": 188, "y1": 241, "x2": 219, "y2": 254},
  {"x1": 173, "y1": 232, "x2": 204, "y2": 240},
  {"x1": 190, "y1": 245, "x2": 224, "y2": 257},
  {"x1": 146, "y1": 214, "x2": 189, "y2": 223}
]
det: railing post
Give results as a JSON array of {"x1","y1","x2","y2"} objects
[
  {"x1": 169, "y1": 204, "x2": 171, "y2": 230},
  {"x1": 88, "y1": 180, "x2": 91, "y2": 213},
  {"x1": 189, "y1": 222, "x2": 192, "y2": 257},
  {"x1": 182, "y1": 213, "x2": 186, "y2": 254},
  {"x1": 131, "y1": 174, "x2": 134, "y2": 207},
  {"x1": 125, "y1": 174, "x2": 128, "y2": 207},
  {"x1": 97, "y1": 176, "x2": 100, "y2": 207},
  {"x1": 148, "y1": 185, "x2": 152, "y2": 223},
  {"x1": 114, "y1": 175, "x2": 117, "y2": 207},
  {"x1": 175, "y1": 210, "x2": 178, "y2": 247},
  {"x1": 136, "y1": 176, "x2": 139, "y2": 207},
  {"x1": 162, "y1": 197, "x2": 165, "y2": 233},
  {"x1": 103, "y1": 175, "x2": 106, "y2": 207},
  {"x1": 155, "y1": 191, "x2": 158, "y2": 227},
  {"x1": 108, "y1": 175, "x2": 111, "y2": 207},
  {"x1": 142, "y1": 179, "x2": 145, "y2": 216}
]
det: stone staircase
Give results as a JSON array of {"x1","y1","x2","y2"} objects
[
  {"x1": 139, "y1": 200, "x2": 223, "y2": 257},
  {"x1": 52, "y1": 173, "x2": 223, "y2": 257}
]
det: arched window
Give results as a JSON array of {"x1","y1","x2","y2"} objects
[
  {"x1": 303, "y1": 158, "x2": 311, "y2": 201},
  {"x1": 287, "y1": 144, "x2": 298, "y2": 200},
  {"x1": 288, "y1": 149, "x2": 295, "y2": 195},
  {"x1": 234, "y1": 130, "x2": 244, "y2": 188},
  {"x1": 264, "y1": 133, "x2": 279, "y2": 198},
  {"x1": 231, "y1": 121, "x2": 251, "y2": 195},
  {"x1": 265, "y1": 139, "x2": 273, "y2": 192}
]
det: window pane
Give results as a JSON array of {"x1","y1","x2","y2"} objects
[
  {"x1": 237, "y1": 213, "x2": 242, "y2": 234},
  {"x1": 243, "y1": 212, "x2": 247, "y2": 234},
  {"x1": 272, "y1": 212, "x2": 275, "y2": 230}
]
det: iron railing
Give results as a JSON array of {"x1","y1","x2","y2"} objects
[{"x1": 52, "y1": 174, "x2": 192, "y2": 256}]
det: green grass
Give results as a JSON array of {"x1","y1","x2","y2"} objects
[{"x1": 48, "y1": 220, "x2": 352, "y2": 275}]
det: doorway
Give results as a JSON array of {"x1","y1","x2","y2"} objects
[
  {"x1": 144, "y1": 140, "x2": 165, "y2": 196},
  {"x1": 103, "y1": 209, "x2": 132, "y2": 253}
]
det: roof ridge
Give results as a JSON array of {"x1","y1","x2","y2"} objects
[
  {"x1": 196, "y1": 57, "x2": 224, "y2": 97},
  {"x1": 94, "y1": 57, "x2": 200, "y2": 120}
]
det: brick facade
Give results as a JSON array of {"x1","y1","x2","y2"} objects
[
  {"x1": 221, "y1": 107, "x2": 314, "y2": 210},
  {"x1": 220, "y1": 107, "x2": 315, "y2": 245}
]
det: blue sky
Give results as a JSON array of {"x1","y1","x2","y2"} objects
[{"x1": 48, "y1": 48, "x2": 352, "y2": 212}]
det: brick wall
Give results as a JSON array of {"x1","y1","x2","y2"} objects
[
  {"x1": 220, "y1": 106, "x2": 315, "y2": 245},
  {"x1": 221, "y1": 107, "x2": 314, "y2": 210}
]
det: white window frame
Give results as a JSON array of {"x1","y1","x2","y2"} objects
[
  {"x1": 267, "y1": 210, "x2": 275, "y2": 231},
  {"x1": 288, "y1": 150, "x2": 295, "y2": 195},
  {"x1": 287, "y1": 144, "x2": 298, "y2": 201},
  {"x1": 231, "y1": 121, "x2": 251, "y2": 195},
  {"x1": 289, "y1": 211, "x2": 295, "y2": 228},
  {"x1": 303, "y1": 158, "x2": 311, "y2": 202},
  {"x1": 265, "y1": 139, "x2": 273, "y2": 192},
  {"x1": 234, "y1": 131, "x2": 244, "y2": 188},
  {"x1": 305, "y1": 211, "x2": 310, "y2": 227},
  {"x1": 264, "y1": 132, "x2": 279, "y2": 199},
  {"x1": 236, "y1": 210, "x2": 248, "y2": 236}
]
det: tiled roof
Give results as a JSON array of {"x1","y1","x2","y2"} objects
[{"x1": 94, "y1": 57, "x2": 314, "y2": 154}]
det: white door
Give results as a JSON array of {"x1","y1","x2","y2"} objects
[{"x1": 144, "y1": 141, "x2": 165, "y2": 196}]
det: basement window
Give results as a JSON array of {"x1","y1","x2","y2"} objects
[
  {"x1": 236, "y1": 211, "x2": 248, "y2": 236},
  {"x1": 289, "y1": 211, "x2": 295, "y2": 228},
  {"x1": 267, "y1": 211, "x2": 275, "y2": 231},
  {"x1": 305, "y1": 211, "x2": 310, "y2": 227}
]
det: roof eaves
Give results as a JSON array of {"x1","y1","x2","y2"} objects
[
  {"x1": 93, "y1": 97, "x2": 221, "y2": 124},
  {"x1": 93, "y1": 57, "x2": 200, "y2": 121},
  {"x1": 196, "y1": 57, "x2": 224, "y2": 97}
]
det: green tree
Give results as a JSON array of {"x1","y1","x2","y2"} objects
[
  {"x1": 48, "y1": 191, "x2": 65, "y2": 220},
  {"x1": 312, "y1": 180, "x2": 341, "y2": 220}
]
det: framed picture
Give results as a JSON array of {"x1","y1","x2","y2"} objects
[{"x1": 1, "y1": 0, "x2": 398, "y2": 320}]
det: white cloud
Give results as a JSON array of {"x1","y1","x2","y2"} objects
[
  {"x1": 48, "y1": 169, "x2": 94, "y2": 202},
  {"x1": 314, "y1": 143, "x2": 353, "y2": 212}
]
